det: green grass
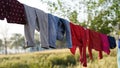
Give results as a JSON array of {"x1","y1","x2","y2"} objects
[{"x1": 0, "y1": 48, "x2": 117, "y2": 68}]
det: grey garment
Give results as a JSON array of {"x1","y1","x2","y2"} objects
[
  {"x1": 24, "y1": 5, "x2": 36, "y2": 47},
  {"x1": 35, "y1": 8, "x2": 49, "y2": 49},
  {"x1": 24, "y1": 5, "x2": 49, "y2": 49}
]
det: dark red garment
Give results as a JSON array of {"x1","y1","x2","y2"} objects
[
  {"x1": 70, "y1": 22, "x2": 87, "y2": 67},
  {"x1": 5, "y1": 0, "x2": 26, "y2": 24},
  {"x1": 0, "y1": 0, "x2": 26, "y2": 24},
  {"x1": 0, "y1": 0, "x2": 6, "y2": 20},
  {"x1": 88, "y1": 29, "x2": 103, "y2": 60}
]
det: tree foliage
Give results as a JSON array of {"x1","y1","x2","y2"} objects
[
  {"x1": 0, "y1": 39, "x2": 3, "y2": 50},
  {"x1": 40, "y1": 0, "x2": 120, "y2": 34},
  {"x1": 10, "y1": 33, "x2": 25, "y2": 49}
]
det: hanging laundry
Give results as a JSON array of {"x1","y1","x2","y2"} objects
[
  {"x1": 3, "y1": 0, "x2": 26, "y2": 24},
  {"x1": 100, "y1": 33, "x2": 110, "y2": 55},
  {"x1": 88, "y1": 29, "x2": 103, "y2": 60},
  {"x1": 57, "y1": 18, "x2": 66, "y2": 41},
  {"x1": 48, "y1": 14, "x2": 60, "y2": 48},
  {"x1": 57, "y1": 18, "x2": 72, "y2": 48},
  {"x1": 70, "y1": 22, "x2": 87, "y2": 67},
  {"x1": 24, "y1": 5, "x2": 49, "y2": 49},
  {"x1": 108, "y1": 36, "x2": 116, "y2": 49},
  {"x1": 48, "y1": 14, "x2": 72, "y2": 48},
  {"x1": 0, "y1": 0, "x2": 6, "y2": 20},
  {"x1": 0, "y1": 0, "x2": 115, "y2": 67}
]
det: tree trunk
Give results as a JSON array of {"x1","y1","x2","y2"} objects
[
  {"x1": 5, "y1": 44, "x2": 7, "y2": 55},
  {"x1": 4, "y1": 38, "x2": 7, "y2": 55}
]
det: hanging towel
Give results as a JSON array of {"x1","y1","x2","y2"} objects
[
  {"x1": 108, "y1": 36, "x2": 116, "y2": 49},
  {"x1": 24, "y1": 5, "x2": 49, "y2": 49}
]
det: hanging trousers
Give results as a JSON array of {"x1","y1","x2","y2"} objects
[{"x1": 24, "y1": 5, "x2": 49, "y2": 48}]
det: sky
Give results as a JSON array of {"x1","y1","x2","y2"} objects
[{"x1": 0, "y1": 0, "x2": 86, "y2": 39}]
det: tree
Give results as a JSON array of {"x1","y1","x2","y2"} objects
[
  {"x1": 0, "y1": 39, "x2": 3, "y2": 50},
  {"x1": 34, "y1": 32, "x2": 40, "y2": 51},
  {"x1": 87, "y1": 0, "x2": 120, "y2": 34},
  {"x1": 10, "y1": 33, "x2": 25, "y2": 53},
  {"x1": 40, "y1": 0, "x2": 120, "y2": 35},
  {"x1": 0, "y1": 23, "x2": 9, "y2": 55},
  {"x1": 28, "y1": 32, "x2": 41, "y2": 52}
]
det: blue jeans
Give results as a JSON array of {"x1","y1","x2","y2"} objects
[
  {"x1": 58, "y1": 18, "x2": 72, "y2": 48},
  {"x1": 48, "y1": 14, "x2": 59, "y2": 48},
  {"x1": 48, "y1": 14, "x2": 72, "y2": 48}
]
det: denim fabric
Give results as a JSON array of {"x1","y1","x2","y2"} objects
[
  {"x1": 58, "y1": 18, "x2": 72, "y2": 48},
  {"x1": 57, "y1": 19, "x2": 65, "y2": 40},
  {"x1": 48, "y1": 14, "x2": 59, "y2": 48},
  {"x1": 48, "y1": 14, "x2": 72, "y2": 48}
]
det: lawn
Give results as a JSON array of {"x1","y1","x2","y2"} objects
[{"x1": 0, "y1": 48, "x2": 117, "y2": 68}]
